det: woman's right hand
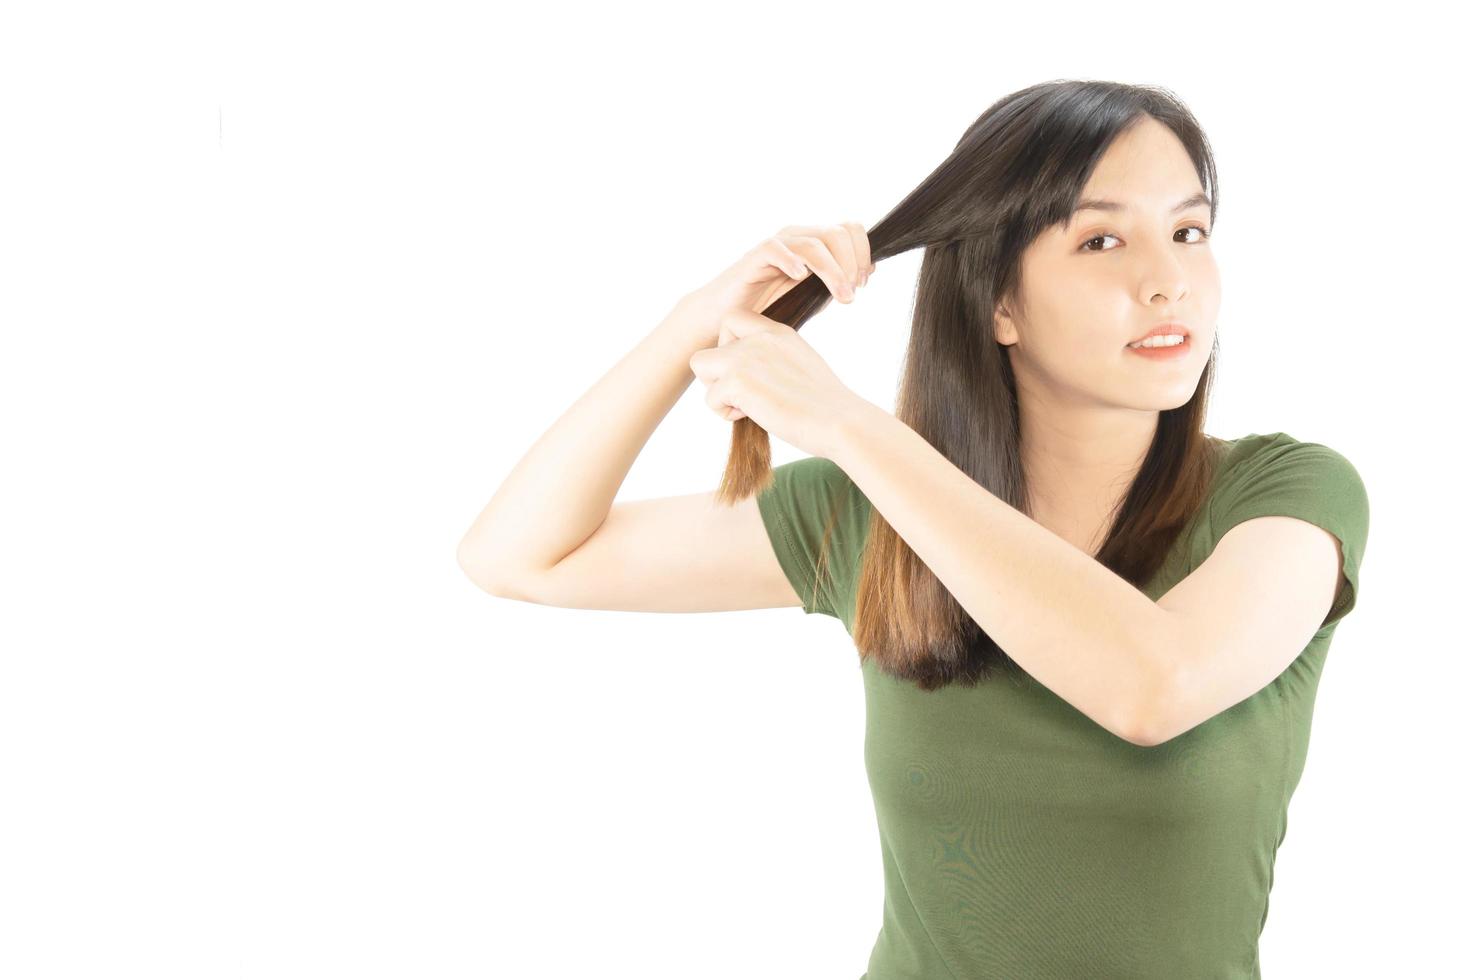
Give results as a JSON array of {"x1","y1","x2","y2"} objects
[{"x1": 677, "y1": 223, "x2": 874, "y2": 347}]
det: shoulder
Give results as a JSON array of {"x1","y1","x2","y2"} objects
[
  {"x1": 1211, "y1": 431, "x2": 1365, "y2": 492},
  {"x1": 754, "y1": 456, "x2": 871, "y2": 622},
  {"x1": 1198, "y1": 431, "x2": 1370, "y2": 633},
  {"x1": 770, "y1": 454, "x2": 851, "y2": 484},
  {"x1": 762, "y1": 456, "x2": 867, "y2": 511},
  {"x1": 1206, "y1": 430, "x2": 1369, "y2": 553}
]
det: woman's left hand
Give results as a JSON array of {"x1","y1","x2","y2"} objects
[{"x1": 688, "y1": 308, "x2": 871, "y2": 460}]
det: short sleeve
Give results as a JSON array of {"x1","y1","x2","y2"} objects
[
  {"x1": 1208, "y1": 438, "x2": 1370, "y2": 631},
  {"x1": 754, "y1": 456, "x2": 861, "y2": 619}
]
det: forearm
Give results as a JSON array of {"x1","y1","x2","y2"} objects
[
  {"x1": 457, "y1": 296, "x2": 711, "y2": 585},
  {"x1": 829, "y1": 401, "x2": 1174, "y2": 744}
]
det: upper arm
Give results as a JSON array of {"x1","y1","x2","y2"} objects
[
  {"x1": 483, "y1": 488, "x2": 805, "y2": 613},
  {"x1": 1146, "y1": 516, "x2": 1344, "y2": 745},
  {"x1": 1138, "y1": 439, "x2": 1369, "y2": 746}
]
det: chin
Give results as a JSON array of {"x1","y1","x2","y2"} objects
[
  {"x1": 1114, "y1": 379, "x2": 1203, "y2": 413},
  {"x1": 1152, "y1": 382, "x2": 1205, "y2": 412}
]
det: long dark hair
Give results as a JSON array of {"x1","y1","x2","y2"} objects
[{"x1": 718, "y1": 79, "x2": 1225, "y2": 690}]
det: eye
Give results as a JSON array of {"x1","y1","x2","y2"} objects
[{"x1": 1079, "y1": 224, "x2": 1213, "y2": 253}]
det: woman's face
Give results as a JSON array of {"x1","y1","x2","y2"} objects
[{"x1": 994, "y1": 116, "x2": 1221, "y2": 414}]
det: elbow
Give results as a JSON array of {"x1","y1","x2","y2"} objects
[
  {"x1": 1117, "y1": 705, "x2": 1164, "y2": 747},
  {"x1": 457, "y1": 534, "x2": 541, "y2": 601},
  {"x1": 457, "y1": 533, "x2": 505, "y2": 595},
  {"x1": 1122, "y1": 627, "x2": 1191, "y2": 749},
  {"x1": 1126, "y1": 661, "x2": 1192, "y2": 748},
  {"x1": 1122, "y1": 710, "x2": 1171, "y2": 749},
  {"x1": 1124, "y1": 723, "x2": 1168, "y2": 749}
]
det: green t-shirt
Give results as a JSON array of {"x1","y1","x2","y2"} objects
[{"x1": 755, "y1": 431, "x2": 1369, "y2": 980}]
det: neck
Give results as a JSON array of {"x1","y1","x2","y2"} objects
[{"x1": 1019, "y1": 407, "x2": 1159, "y2": 524}]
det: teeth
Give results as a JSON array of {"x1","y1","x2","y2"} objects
[{"x1": 1128, "y1": 334, "x2": 1187, "y2": 349}]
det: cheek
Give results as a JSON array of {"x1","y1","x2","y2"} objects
[
  {"x1": 1191, "y1": 256, "x2": 1223, "y2": 301},
  {"x1": 1028, "y1": 328, "x2": 1117, "y2": 372}
]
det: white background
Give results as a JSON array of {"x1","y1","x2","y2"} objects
[{"x1": 2, "y1": 2, "x2": 1459, "y2": 977}]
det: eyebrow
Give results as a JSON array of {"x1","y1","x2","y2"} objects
[{"x1": 1070, "y1": 192, "x2": 1213, "y2": 221}]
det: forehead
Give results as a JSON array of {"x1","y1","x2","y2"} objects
[
  {"x1": 1073, "y1": 119, "x2": 1205, "y2": 215},
  {"x1": 1069, "y1": 190, "x2": 1212, "y2": 223}
]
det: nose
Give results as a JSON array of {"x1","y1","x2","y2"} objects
[{"x1": 1134, "y1": 237, "x2": 1190, "y2": 307}]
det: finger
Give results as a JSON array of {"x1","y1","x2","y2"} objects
[
  {"x1": 760, "y1": 238, "x2": 810, "y2": 282},
  {"x1": 825, "y1": 223, "x2": 862, "y2": 293},
  {"x1": 839, "y1": 220, "x2": 873, "y2": 284},
  {"x1": 688, "y1": 344, "x2": 724, "y2": 386},
  {"x1": 782, "y1": 234, "x2": 854, "y2": 304},
  {"x1": 718, "y1": 307, "x2": 794, "y2": 343},
  {"x1": 705, "y1": 382, "x2": 740, "y2": 420},
  {"x1": 780, "y1": 223, "x2": 868, "y2": 291}
]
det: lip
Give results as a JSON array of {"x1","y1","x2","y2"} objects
[
  {"x1": 1126, "y1": 335, "x2": 1192, "y2": 360},
  {"x1": 1127, "y1": 321, "x2": 1191, "y2": 345}
]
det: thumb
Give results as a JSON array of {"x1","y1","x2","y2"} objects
[{"x1": 718, "y1": 307, "x2": 793, "y2": 345}]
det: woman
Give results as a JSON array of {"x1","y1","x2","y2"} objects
[{"x1": 458, "y1": 80, "x2": 1369, "y2": 979}]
